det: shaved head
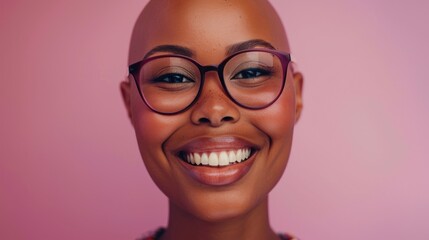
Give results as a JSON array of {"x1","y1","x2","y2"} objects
[{"x1": 128, "y1": 0, "x2": 290, "y2": 65}]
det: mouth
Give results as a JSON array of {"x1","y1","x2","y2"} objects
[
  {"x1": 178, "y1": 148, "x2": 254, "y2": 167},
  {"x1": 172, "y1": 137, "x2": 259, "y2": 186}
]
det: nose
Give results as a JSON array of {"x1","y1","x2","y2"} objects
[{"x1": 190, "y1": 72, "x2": 240, "y2": 127}]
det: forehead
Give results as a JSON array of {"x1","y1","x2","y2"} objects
[{"x1": 128, "y1": 0, "x2": 289, "y2": 64}]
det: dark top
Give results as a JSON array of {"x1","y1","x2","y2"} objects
[{"x1": 139, "y1": 227, "x2": 298, "y2": 240}]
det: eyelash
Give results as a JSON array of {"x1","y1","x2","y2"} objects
[
  {"x1": 151, "y1": 73, "x2": 195, "y2": 84},
  {"x1": 231, "y1": 67, "x2": 274, "y2": 80}
]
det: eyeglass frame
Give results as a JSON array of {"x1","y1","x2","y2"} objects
[{"x1": 128, "y1": 48, "x2": 292, "y2": 115}]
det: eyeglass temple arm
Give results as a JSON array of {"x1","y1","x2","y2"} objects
[{"x1": 289, "y1": 54, "x2": 299, "y2": 72}]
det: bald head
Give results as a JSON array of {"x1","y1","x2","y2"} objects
[{"x1": 128, "y1": 0, "x2": 289, "y2": 65}]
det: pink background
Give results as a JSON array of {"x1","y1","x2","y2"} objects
[{"x1": 1, "y1": 0, "x2": 428, "y2": 239}]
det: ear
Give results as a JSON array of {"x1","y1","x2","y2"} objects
[
  {"x1": 293, "y1": 71, "x2": 304, "y2": 123},
  {"x1": 120, "y1": 78, "x2": 133, "y2": 124}
]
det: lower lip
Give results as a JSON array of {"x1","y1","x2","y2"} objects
[{"x1": 177, "y1": 154, "x2": 256, "y2": 186}]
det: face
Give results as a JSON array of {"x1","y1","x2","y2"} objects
[{"x1": 122, "y1": 0, "x2": 303, "y2": 222}]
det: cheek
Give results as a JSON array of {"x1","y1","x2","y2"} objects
[
  {"x1": 130, "y1": 89, "x2": 170, "y2": 154},
  {"x1": 249, "y1": 74, "x2": 296, "y2": 186},
  {"x1": 251, "y1": 73, "x2": 296, "y2": 142},
  {"x1": 130, "y1": 89, "x2": 186, "y2": 190},
  {"x1": 130, "y1": 83, "x2": 183, "y2": 154},
  {"x1": 133, "y1": 110, "x2": 176, "y2": 151}
]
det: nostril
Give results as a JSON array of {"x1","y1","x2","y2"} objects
[
  {"x1": 197, "y1": 115, "x2": 235, "y2": 125},
  {"x1": 222, "y1": 116, "x2": 234, "y2": 122},
  {"x1": 198, "y1": 117, "x2": 210, "y2": 124}
]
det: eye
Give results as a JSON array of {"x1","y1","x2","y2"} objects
[
  {"x1": 232, "y1": 68, "x2": 272, "y2": 79},
  {"x1": 153, "y1": 73, "x2": 194, "y2": 84},
  {"x1": 149, "y1": 72, "x2": 197, "y2": 92}
]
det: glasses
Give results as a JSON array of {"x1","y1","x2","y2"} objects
[{"x1": 129, "y1": 49, "x2": 291, "y2": 115}]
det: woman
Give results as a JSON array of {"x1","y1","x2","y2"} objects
[{"x1": 120, "y1": 0, "x2": 303, "y2": 239}]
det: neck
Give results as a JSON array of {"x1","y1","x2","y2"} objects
[{"x1": 161, "y1": 197, "x2": 279, "y2": 240}]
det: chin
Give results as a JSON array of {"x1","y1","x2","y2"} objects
[
  {"x1": 166, "y1": 175, "x2": 272, "y2": 224},
  {"x1": 184, "y1": 192, "x2": 261, "y2": 223}
]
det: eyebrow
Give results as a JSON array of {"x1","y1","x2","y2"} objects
[
  {"x1": 226, "y1": 39, "x2": 276, "y2": 56},
  {"x1": 144, "y1": 45, "x2": 195, "y2": 59},
  {"x1": 143, "y1": 39, "x2": 276, "y2": 60}
]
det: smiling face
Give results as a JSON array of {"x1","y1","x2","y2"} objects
[{"x1": 122, "y1": 0, "x2": 303, "y2": 222}]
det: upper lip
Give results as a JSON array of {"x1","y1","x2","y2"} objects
[{"x1": 173, "y1": 136, "x2": 259, "y2": 155}]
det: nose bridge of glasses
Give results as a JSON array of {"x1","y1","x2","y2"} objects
[
  {"x1": 198, "y1": 64, "x2": 224, "y2": 87},
  {"x1": 199, "y1": 65, "x2": 226, "y2": 91},
  {"x1": 201, "y1": 65, "x2": 219, "y2": 75}
]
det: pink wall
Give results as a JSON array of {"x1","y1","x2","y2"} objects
[{"x1": 1, "y1": 0, "x2": 428, "y2": 239}]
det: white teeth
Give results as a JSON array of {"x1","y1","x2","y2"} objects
[
  {"x1": 183, "y1": 148, "x2": 252, "y2": 166},
  {"x1": 190, "y1": 154, "x2": 195, "y2": 164},
  {"x1": 201, "y1": 153, "x2": 209, "y2": 165},
  {"x1": 219, "y1": 152, "x2": 229, "y2": 166},
  {"x1": 228, "y1": 151, "x2": 236, "y2": 163},
  {"x1": 194, "y1": 153, "x2": 201, "y2": 165},
  {"x1": 209, "y1": 152, "x2": 218, "y2": 166},
  {"x1": 236, "y1": 149, "x2": 243, "y2": 163},
  {"x1": 244, "y1": 149, "x2": 250, "y2": 159}
]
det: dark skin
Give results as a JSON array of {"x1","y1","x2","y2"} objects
[{"x1": 121, "y1": 0, "x2": 303, "y2": 239}]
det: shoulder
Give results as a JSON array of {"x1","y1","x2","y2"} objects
[
  {"x1": 278, "y1": 232, "x2": 300, "y2": 240},
  {"x1": 138, "y1": 227, "x2": 165, "y2": 240},
  {"x1": 139, "y1": 228, "x2": 299, "y2": 240}
]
